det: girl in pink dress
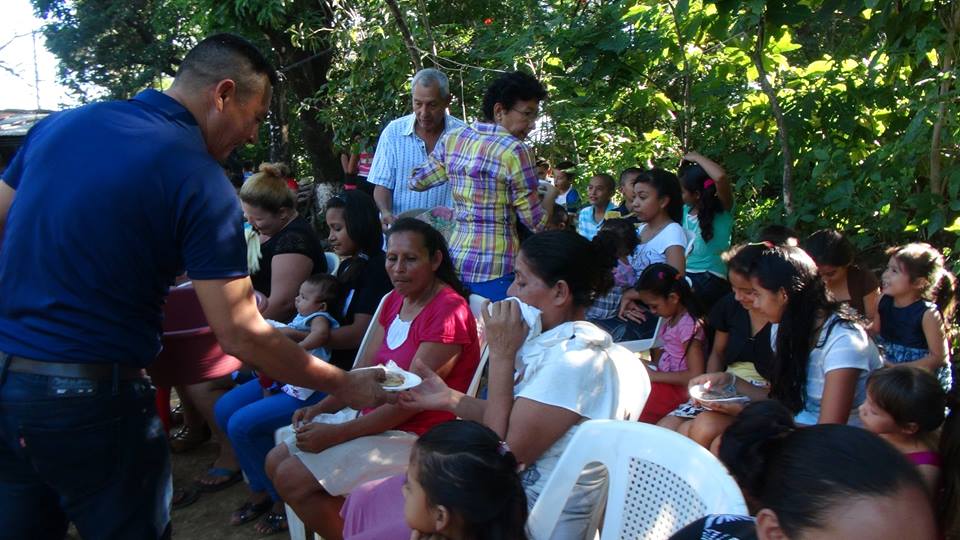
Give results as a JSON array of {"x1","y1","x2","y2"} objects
[{"x1": 634, "y1": 263, "x2": 707, "y2": 423}]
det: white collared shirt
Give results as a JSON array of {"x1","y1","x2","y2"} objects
[{"x1": 367, "y1": 113, "x2": 467, "y2": 215}]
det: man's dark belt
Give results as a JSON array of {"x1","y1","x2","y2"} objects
[{"x1": 5, "y1": 356, "x2": 146, "y2": 380}]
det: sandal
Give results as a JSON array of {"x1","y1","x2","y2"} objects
[
  {"x1": 254, "y1": 510, "x2": 288, "y2": 536},
  {"x1": 169, "y1": 424, "x2": 211, "y2": 453},
  {"x1": 171, "y1": 487, "x2": 200, "y2": 510},
  {"x1": 170, "y1": 403, "x2": 184, "y2": 427},
  {"x1": 194, "y1": 467, "x2": 243, "y2": 493},
  {"x1": 231, "y1": 498, "x2": 273, "y2": 525}
]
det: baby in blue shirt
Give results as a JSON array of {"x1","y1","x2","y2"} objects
[{"x1": 268, "y1": 274, "x2": 341, "y2": 400}]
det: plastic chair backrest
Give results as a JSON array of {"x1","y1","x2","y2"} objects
[
  {"x1": 325, "y1": 252, "x2": 340, "y2": 275},
  {"x1": 527, "y1": 420, "x2": 748, "y2": 540},
  {"x1": 466, "y1": 294, "x2": 489, "y2": 397},
  {"x1": 351, "y1": 293, "x2": 391, "y2": 369},
  {"x1": 162, "y1": 285, "x2": 211, "y2": 334}
]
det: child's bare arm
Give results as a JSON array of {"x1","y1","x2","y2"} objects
[
  {"x1": 648, "y1": 339, "x2": 706, "y2": 385},
  {"x1": 684, "y1": 151, "x2": 732, "y2": 211},
  {"x1": 298, "y1": 316, "x2": 332, "y2": 352},
  {"x1": 277, "y1": 326, "x2": 308, "y2": 341}
]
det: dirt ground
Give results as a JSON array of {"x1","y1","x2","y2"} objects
[{"x1": 170, "y1": 440, "x2": 271, "y2": 540}]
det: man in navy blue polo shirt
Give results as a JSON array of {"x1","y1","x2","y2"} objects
[{"x1": 0, "y1": 34, "x2": 390, "y2": 539}]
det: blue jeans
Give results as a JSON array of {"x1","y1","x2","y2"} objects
[
  {"x1": 466, "y1": 274, "x2": 515, "y2": 302},
  {"x1": 214, "y1": 380, "x2": 325, "y2": 501},
  {"x1": 0, "y1": 356, "x2": 172, "y2": 539},
  {"x1": 590, "y1": 315, "x2": 658, "y2": 342}
]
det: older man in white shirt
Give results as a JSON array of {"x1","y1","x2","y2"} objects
[{"x1": 368, "y1": 68, "x2": 466, "y2": 229}]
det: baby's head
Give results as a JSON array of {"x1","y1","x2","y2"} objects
[
  {"x1": 404, "y1": 420, "x2": 527, "y2": 540},
  {"x1": 545, "y1": 205, "x2": 569, "y2": 231},
  {"x1": 295, "y1": 274, "x2": 340, "y2": 316}
]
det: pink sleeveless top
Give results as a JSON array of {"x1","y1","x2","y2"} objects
[{"x1": 906, "y1": 450, "x2": 942, "y2": 467}]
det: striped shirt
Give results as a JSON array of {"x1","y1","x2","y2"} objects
[
  {"x1": 410, "y1": 122, "x2": 547, "y2": 283},
  {"x1": 577, "y1": 202, "x2": 621, "y2": 240},
  {"x1": 367, "y1": 113, "x2": 467, "y2": 215}
]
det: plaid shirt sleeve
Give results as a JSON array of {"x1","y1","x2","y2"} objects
[
  {"x1": 587, "y1": 284, "x2": 624, "y2": 320},
  {"x1": 410, "y1": 132, "x2": 449, "y2": 192},
  {"x1": 508, "y1": 142, "x2": 547, "y2": 232}
]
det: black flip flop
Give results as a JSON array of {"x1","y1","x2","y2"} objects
[
  {"x1": 171, "y1": 487, "x2": 200, "y2": 510},
  {"x1": 231, "y1": 498, "x2": 273, "y2": 525},
  {"x1": 254, "y1": 510, "x2": 288, "y2": 536}
]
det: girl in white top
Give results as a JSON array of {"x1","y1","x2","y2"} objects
[
  {"x1": 619, "y1": 168, "x2": 688, "y2": 330},
  {"x1": 680, "y1": 244, "x2": 882, "y2": 450},
  {"x1": 398, "y1": 230, "x2": 649, "y2": 539}
]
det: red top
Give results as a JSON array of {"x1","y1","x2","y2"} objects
[{"x1": 362, "y1": 287, "x2": 480, "y2": 435}]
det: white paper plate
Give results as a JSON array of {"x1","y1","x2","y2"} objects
[
  {"x1": 689, "y1": 384, "x2": 750, "y2": 404},
  {"x1": 381, "y1": 369, "x2": 422, "y2": 392}
]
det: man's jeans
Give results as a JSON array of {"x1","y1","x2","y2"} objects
[{"x1": 0, "y1": 356, "x2": 172, "y2": 539}]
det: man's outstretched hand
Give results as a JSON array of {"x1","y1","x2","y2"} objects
[{"x1": 336, "y1": 366, "x2": 398, "y2": 409}]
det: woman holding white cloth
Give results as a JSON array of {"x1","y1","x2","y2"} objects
[{"x1": 339, "y1": 230, "x2": 649, "y2": 540}]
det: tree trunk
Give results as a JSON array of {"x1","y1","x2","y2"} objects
[
  {"x1": 384, "y1": 0, "x2": 423, "y2": 71},
  {"x1": 667, "y1": 0, "x2": 692, "y2": 151},
  {"x1": 752, "y1": 26, "x2": 795, "y2": 216},
  {"x1": 264, "y1": 32, "x2": 341, "y2": 185},
  {"x1": 267, "y1": 74, "x2": 290, "y2": 165},
  {"x1": 930, "y1": 3, "x2": 959, "y2": 197}
]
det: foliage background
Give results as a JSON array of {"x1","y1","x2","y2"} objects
[{"x1": 31, "y1": 0, "x2": 960, "y2": 267}]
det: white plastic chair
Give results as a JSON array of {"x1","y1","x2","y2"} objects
[
  {"x1": 618, "y1": 316, "x2": 663, "y2": 355},
  {"x1": 324, "y1": 251, "x2": 340, "y2": 276},
  {"x1": 466, "y1": 294, "x2": 489, "y2": 397},
  {"x1": 527, "y1": 420, "x2": 748, "y2": 540},
  {"x1": 350, "y1": 293, "x2": 390, "y2": 369}
]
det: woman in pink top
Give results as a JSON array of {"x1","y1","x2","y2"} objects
[{"x1": 265, "y1": 218, "x2": 480, "y2": 539}]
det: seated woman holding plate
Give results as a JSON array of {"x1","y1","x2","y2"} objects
[
  {"x1": 680, "y1": 244, "x2": 882, "y2": 452},
  {"x1": 265, "y1": 218, "x2": 480, "y2": 538}
]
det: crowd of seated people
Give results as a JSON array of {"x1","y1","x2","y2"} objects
[{"x1": 166, "y1": 68, "x2": 958, "y2": 540}]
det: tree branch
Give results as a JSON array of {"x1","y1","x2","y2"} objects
[
  {"x1": 752, "y1": 22, "x2": 795, "y2": 216},
  {"x1": 930, "y1": 2, "x2": 959, "y2": 197},
  {"x1": 666, "y1": 0, "x2": 692, "y2": 150},
  {"x1": 383, "y1": 0, "x2": 423, "y2": 71}
]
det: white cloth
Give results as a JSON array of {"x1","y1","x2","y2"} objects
[
  {"x1": 244, "y1": 224, "x2": 261, "y2": 275},
  {"x1": 366, "y1": 113, "x2": 467, "y2": 215},
  {"x1": 490, "y1": 296, "x2": 543, "y2": 342},
  {"x1": 512, "y1": 320, "x2": 646, "y2": 538},
  {"x1": 770, "y1": 316, "x2": 882, "y2": 425},
  {"x1": 385, "y1": 314, "x2": 412, "y2": 350},
  {"x1": 628, "y1": 222, "x2": 687, "y2": 275},
  {"x1": 286, "y1": 429, "x2": 416, "y2": 496}
]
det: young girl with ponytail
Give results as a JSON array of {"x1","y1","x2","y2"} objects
[
  {"x1": 403, "y1": 420, "x2": 528, "y2": 540},
  {"x1": 679, "y1": 152, "x2": 733, "y2": 311},
  {"x1": 876, "y1": 242, "x2": 957, "y2": 389}
]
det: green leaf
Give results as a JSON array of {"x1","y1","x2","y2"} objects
[{"x1": 946, "y1": 217, "x2": 960, "y2": 233}]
